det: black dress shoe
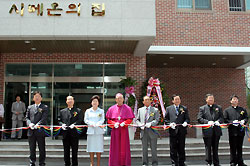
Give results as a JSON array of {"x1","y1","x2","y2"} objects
[
  {"x1": 239, "y1": 163, "x2": 247, "y2": 166},
  {"x1": 179, "y1": 164, "x2": 186, "y2": 166}
]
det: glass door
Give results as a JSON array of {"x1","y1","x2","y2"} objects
[
  {"x1": 4, "y1": 82, "x2": 29, "y2": 138},
  {"x1": 30, "y1": 82, "x2": 53, "y2": 125},
  {"x1": 53, "y1": 82, "x2": 103, "y2": 138}
]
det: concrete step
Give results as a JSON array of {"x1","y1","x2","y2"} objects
[{"x1": 0, "y1": 138, "x2": 249, "y2": 162}]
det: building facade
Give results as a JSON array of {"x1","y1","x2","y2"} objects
[{"x1": 0, "y1": 0, "x2": 249, "y2": 137}]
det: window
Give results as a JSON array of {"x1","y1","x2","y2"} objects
[
  {"x1": 229, "y1": 0, "x2": 250, "y2": 11},
  {"x1": 54, "y1": 64, "x2": 103, "y2": 77},
  {"x1": 177, "y1": 0, "x2": 211, "y2": 10},
  {"x1": 32, "y1": 64, "x2": 52, "y2": 76},
  {"x1": 229, "y1": 0, "x2": 245, "y2": 11},
  {"x1": 104, "y1": 64, "x2": 126, "y2": 76},
  {"x1": 5, "y1": 64, "x2": 30, "y2": 76}
]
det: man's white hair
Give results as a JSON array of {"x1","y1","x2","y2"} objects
[{"x1": 115, "y1": 93, "x2": 123, "y2": 99}]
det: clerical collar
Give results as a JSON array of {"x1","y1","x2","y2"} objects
[
  {"x1": 208, "y1": 104, "x2": 213, "y2": 107},
  {"x1": 232, "y1": 106, "x2": 238, "y2": 109},
  {"x1": 68, "y1": 107, "x2": 73, "y2": 110}
]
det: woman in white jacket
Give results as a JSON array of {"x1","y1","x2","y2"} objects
[{"x1": 84, "y1": 95, "x2": 105, "y2": 166}]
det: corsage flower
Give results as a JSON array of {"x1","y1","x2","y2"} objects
[
  {"x1": 38, "y1": 108, "x2": 43, "y2": 113},
  {"x1": 240, "y1": 111, "x2": 244, "y2": 115},
  {"x1": 73, "y1": 112, "x2": 78, "y2": 117},
  {"x1": 215, "y1": 108, "x2": 219, "y2": 113},
  {"x1": 180, "y1": 107, "x2": 185, "y2": 114}
]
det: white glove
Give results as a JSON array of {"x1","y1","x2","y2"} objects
[
  {"x1": 114, "y1": 123, "x2": 119, "y2": 128},
  {"x1": 214, "y1": 121, "x2": 220, "y2": 126},
  {"x1": 182, "y1": 122, "x2": 188, "y2": 127},
  {"x1": 29, "y1": 123, "x2": 35, "y2": 130},
  {"x1": 120, "y1": 122, "x2": 125, "y2": 127},
  {"x1": 69, "y1": 124, "x2": 75, "y2": 129},
  {"x1": 233, "y1": 120, "x2": 239, "y2": 126},
  {"x1": 140, "y1": 126, "x2": 145, "y2": 130},
  {"x1": 170, "y1": 122, "x2": 176, "y2": 129},
  {"x1": 89, "y1": 122, "x2": 95, "y2": 127},
  {"x1": 62, "y1": 124, "x2": 67, "y2": 130},
  {"x1": 34, "y1": 124, "x2": 39, "y2": 129},
  {"x1": 145, "y1": 123, "x2": 151, "y2": 128},
  {"x1": 240, "y1": 120, "x2": 245, "y2": 126},
  {"x1": 208, "y1": 121, "x2": 214, "y2": 127}
]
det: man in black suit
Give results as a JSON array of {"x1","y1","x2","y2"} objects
[
  {"x1": 224, "y1": 95, "x2": 248, "y2": 166},
  {"x1": 59, "y1": 96, "x2": 83, "y2": 166},
  {"x1": 197, "y1": 94, "x2": 224, "y2": 166},
  {"x1": 26, "y1": 91, "x2": 49, "y2": 166},
  {"x1": 165, "y1": 95, "x2": 190, "y2": 166}
]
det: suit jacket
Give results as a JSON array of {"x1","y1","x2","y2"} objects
[
  {"x1": 136, "y1": 106, "x2": 160, "y2": 139},
  {"x1": 0, "y1": 104, "x2": 4, "y2": 117},
  {"x1": 26, "y1": 103, "x2": 49, "y2": 137},
  {"x1": 165, "y1": 105, "x2": 190, "y2": 136},
  {"x1": 59, "y1": 107, "x2": 83, "y2": 138},
  {"x1": 84, "y1": 107, "x2": 105, "y2": 135},
  {"x1": 224, "y1": 106, "x2": 248, "y2": 137},
  {"x1": 11, "y1": 101, "x2": 26, "y2": 121},
  {"x1": 197, "y1": 104, "x2": 224, "y2": 137}
]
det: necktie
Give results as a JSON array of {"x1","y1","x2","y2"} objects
[
  {"x1": 145, "y1": 107, "x2": 149, "y2": 124},
  {"x1": 36, "y1": 105, "x2": 39, "y2": 109},
  {"x1": 176, "y1": 106, "x2": 179, "y2": 115}
]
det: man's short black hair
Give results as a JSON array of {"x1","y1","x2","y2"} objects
[
  {"x1": 171, "y1": 94, "x2": 181, "y2": 100},
  {"x1": 15, "y1": 94, "x2": 21, "y2": 99},
  {"x1": 33, "y1": 91, "x2": 42, "y2": 97},
  {"x1": 205, "y1": 94, "x2": 214, "y2": 100},
  {"x1": 230, "y1": 94, "x2": 239, "y2": 100}
]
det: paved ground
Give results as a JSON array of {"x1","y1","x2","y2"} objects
[{"x1": 1, "y1": 160, "x2": 250, "y2": 166}]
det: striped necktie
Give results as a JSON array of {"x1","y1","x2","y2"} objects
[
  {"x1": 176, "y1": 106, "x2": 179, "y2": 115},
  {"x1": 145, "y1": 107, "x2": 149, "y2": 124}
]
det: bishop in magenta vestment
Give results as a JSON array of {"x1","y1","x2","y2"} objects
[{"x1": 106, "y1": 103, "x2": 135, "y2": 166}]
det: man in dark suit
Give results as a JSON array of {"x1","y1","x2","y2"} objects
[
  {"x1": 224, "y1": 95, "x2": 248, "y2": 166},
  {"x1": 26, "y1": 91, "x2": 49, "y2": 166},
  {"x1": 59, "y1": 96, "x2": 83, "y2": 166},
  {"x1": 197, "y1": 94, "x2": 224, "y2": 166},
  {"x1": 165, "y1": 94, "x2": 190, "y2": 166}
]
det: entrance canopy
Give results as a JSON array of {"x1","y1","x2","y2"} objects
[{"x1": 147, "y1": 46, "x2": 250, "y2": 69}]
